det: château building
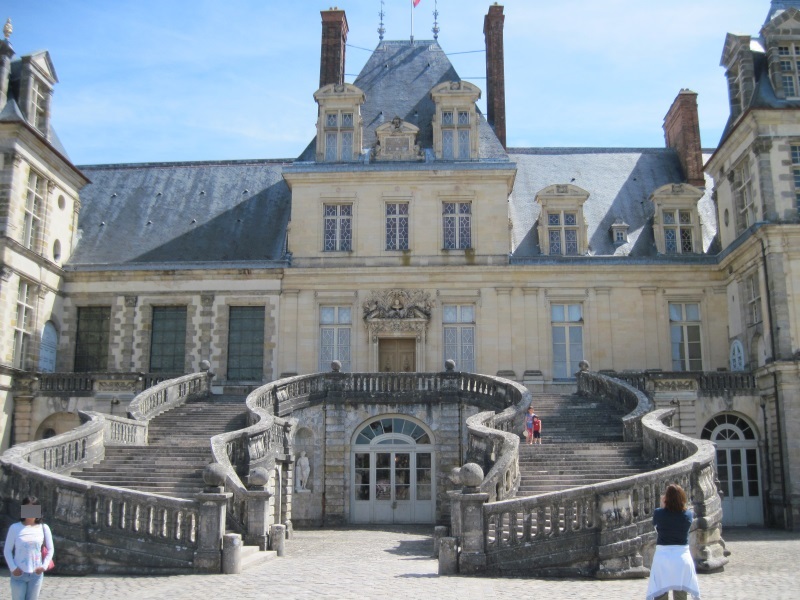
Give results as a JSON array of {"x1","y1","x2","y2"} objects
[{"x1": 0, "y1": 2, "x2": 799, "y2": 532}]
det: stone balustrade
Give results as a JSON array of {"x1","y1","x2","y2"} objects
[
  {"x1": 1, "y1": 371, "x2": 226, "y2": 574},
  {"x1": 0, "y1": 407, "x2": 225, "y2": 574},
  {"x1": 604, "y1": 370, "x2": 757, "y2": 397},
  {"x1": 447, "y1": 371, "x2": 728, "y2": 578}
]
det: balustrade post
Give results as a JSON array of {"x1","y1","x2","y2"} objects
[
  {"x1": 447, "y1": 463, "x2": 489, "y2": 575},
  {"x1": 595, "y1": 489, "x2": 648, "y2": 580},
  {"x1": 194, "y1": 465, "x2": 233, "y2": 573},
  {"x1": 690, "y1": 462, "x2": 729, "y2": 572},
  {"x1": 244, "y1": 467, "x2": 273, "y2": 550}
]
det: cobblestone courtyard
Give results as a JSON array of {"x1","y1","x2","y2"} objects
[{"x1": 4, "y1": 527, "x2": 796, "y2": 599}]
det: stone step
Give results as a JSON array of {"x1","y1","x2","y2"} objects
[{"x1": 241, "y1": 545, "x2": 277, "y2": 570}]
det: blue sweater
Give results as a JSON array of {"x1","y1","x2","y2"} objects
[{"x1": 653, "y1": 507, "x2": 693, "y2": 546}]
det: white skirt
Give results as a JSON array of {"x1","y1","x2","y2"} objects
[{"x1": 646, "y1": 544, "x2": 701, "y2": 600}]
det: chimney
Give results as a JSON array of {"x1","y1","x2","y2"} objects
[
  {"x1": 663, "y1": 89, "x2": 705, "y2": 187},
  {"x1": 319, "y1": 8, "x2": 348, "y2": 89},
  {"x1": 484, "y1": 3, "x2": 506, "y2": 149}
]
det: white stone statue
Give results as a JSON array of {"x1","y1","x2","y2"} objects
[{"x1": 296, "y1": 451, "x2": 310, "y2": 492}]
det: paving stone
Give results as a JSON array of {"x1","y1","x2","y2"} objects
[{"x1": 8, "y1": 526, "x2": 790, "y2": 600}]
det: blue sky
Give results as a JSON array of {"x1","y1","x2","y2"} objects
[{"x1": 6, "y1": 1, "x2": 767, "y2": 165}]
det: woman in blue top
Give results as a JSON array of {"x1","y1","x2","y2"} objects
[
  {"x1": 4, "y1": 496, "x2": 54, "y2": 600},
  {"x1": 646, "y1": 484, "x2": 701, "y2": 600}
]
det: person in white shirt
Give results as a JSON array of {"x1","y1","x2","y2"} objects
[{"x1": 4, "y1": 496, "x2": 54, "y2": 600}]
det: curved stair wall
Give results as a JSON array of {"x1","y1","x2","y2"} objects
[
  {"x1": 0, "y1": 372, "x2": 227, "y2": 574},
  {"x1": 448, "y1": 371, "x2": 728, "y2": 578}
]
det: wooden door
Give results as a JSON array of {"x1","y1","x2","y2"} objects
[{"x1": 378, "y1": 338, "x2": 416, "y2": 372}]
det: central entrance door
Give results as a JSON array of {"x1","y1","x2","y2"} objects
[
  {"x1": 351, "y1": 416, "x2": 435, "y2": 524},
  {"x1": 378, "y1": 338, "x2": 415, "y2": 372}
]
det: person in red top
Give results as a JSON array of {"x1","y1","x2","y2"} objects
[
  {"x1": 524, "y1": 406, "x2": 536, "y2": 445},
  {"x1": 532, "y1": 414, "x2": 542, "y2": 444}
]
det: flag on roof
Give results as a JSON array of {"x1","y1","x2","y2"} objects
[{"x1": 413, "y1": 0, "x2": 422, "y2": 6}]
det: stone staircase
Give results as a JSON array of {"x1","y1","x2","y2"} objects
[
  {"x1": 517, "y1": 393, "x2": 652, "y2": 496},
  {"x1": 72, "y1": 395, "x2": 249, "y2": 499}
]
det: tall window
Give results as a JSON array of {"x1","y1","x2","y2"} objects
[
  {"x1": 669, "y1": 302, "x2": 702, "y2": 371},
  {"x1": 324, "y1": 111, "x2": 354, "y2": 162},
  {"x1": 733, "y1": 161, "x2": 755, "y2": 233},
  {"x1": 791, "y1": 145, "x2": 800, "y2": 215},
  {"x1": 385, "y1": 202, "x2": 409, "y2": 251},
  {"x1": 74, "y1": 306, "x2": 111, "y2": 372},
  {"x1": 779, "y1": 44, "x2": 800, "y2": 98},
  {"x1": 551, "y1": 303, "x2": 583, "y2": 379},
  {"x1": 662, "y1": 209, "x2": 695, "y2": 254},
  {"x1": 24, "y1": 170, "x2": 46, "y2": 250},
  {"x1": 320, "y1": 306, "x2": 351, "y2": 372},
  {"x1": 441, "y1": 109, "x2": 470, "y2": 159},
  {"x1": 31, "y1": 78, "x2": 48, "y2": 132},
  {"x1": 745, "y1": 274, "x2": 762, "y2": 326},
  {"x1": 443, "y1": 304, "x2": 475, "y2": 372},
  {"x1": 13, "y1": 280, "x2": 35, "y2": 369},
  {"x1": 149, "y1": 306, "x2": 187, "y2": 373},
  {"x1": 227, "y1": 306, "x2": 264, "y2": 381},
  {"x1": 324, "y1": 204, "x2": 352, "y2": 251},
  {"x1": 547, "y1": 211, "x2": 579, "y2": 256},
  {"x1": 442, "y1": 202, "x2": 471, "y2": 250}
]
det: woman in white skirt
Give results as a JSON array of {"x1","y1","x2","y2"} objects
[{"x1": 646, "y1": 484, "x2": 701, "y2": 600}]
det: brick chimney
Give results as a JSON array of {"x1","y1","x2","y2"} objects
[
  {"x1": 484, "y1": 3, "x2": 506, "y2": 149},
  {"x1": 663, "y1": 89, "x2": 705, "y2": 187},
  {"x1": 319, "y1": 8, "x2": 348, "y2": 89}
]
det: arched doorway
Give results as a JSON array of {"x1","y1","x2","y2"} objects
[
  {"x1": 701, "y1": 414, "x2": 763, "y2": 526},
  {"x1": 350, "y1": 415, "x2": 434, "y2": 524}
]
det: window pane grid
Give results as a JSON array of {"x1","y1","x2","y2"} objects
[
  {"x1": 323, "y1": 204, "x2": 353, "y2": 251},
  {"x1": 443, "y1": 304, "x2": 475, "y2": 371},
  {"x1": 669, "y1": 302, "x2": 702, "y2": 371},
  {"x1": 74, "y1": 307, "x2": 111, "y2": 372},
  {"x1": 150, "y1": 306, "x2": 188, "y2": 373},
  {"x1": 385, "y1": 203, "x2": 409, "y2": 250},
  {"x1": 551, "y1": 303, "x2": 583, "y2": 379},
  {"x1": 320, "y1": 306, "x2": 352, "y2": 372},
  {"x1": 442, "y1": 202, "x2": 471, "y2": 249},
  {"x1": 227, "y1": 307, "x2": 265, "y2": 381}
]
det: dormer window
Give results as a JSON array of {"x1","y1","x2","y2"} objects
[
  {"x1": 31, "y1": 77, "x2": 48, "y2": 132},
  {"x1": 778, "y1": 44, "x2": 800, "y2": 97},
  {"x1": 430, "y1": 81, "x2": 481, "y2": 161},
  {"x1": 535, "y1": 185, "x2": 589, "y2": 256},
  {"x1": 651, "y1": 183, "x2": 704, "y2": 255},
  {"x1": 324, "y1": 110, "x2": 354, "y2": 161},
  {"x1": 313, "y1": 83, "x2": 365, "y2": 163}
]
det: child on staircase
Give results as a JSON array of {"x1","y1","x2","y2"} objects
[{"x1": 532, "y1": 413, "x2": 542, "y2": 444}]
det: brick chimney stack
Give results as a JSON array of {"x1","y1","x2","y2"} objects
[
  {"x1": 663, "y1": 89, "x2": 705, "y2": 187},
  {"x1": 319, "y1": 8, "x2": 348, "y2": 89},
  {"x1": 484, "y1": 3, "x2": 506, "y2": 149}
]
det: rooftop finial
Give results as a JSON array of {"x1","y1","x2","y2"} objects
[
  {"x1": 378, "y1": 0, "x2": 385, "y2": 41},
  {"x1": 432, "y1": 0, "x2": 440, "y2": 41},
  {"x1": 3, "y1": 18, "x2": 11, "y2": 41}
]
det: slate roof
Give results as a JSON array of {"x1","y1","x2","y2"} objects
[
  {"x1": 68, "y1": 160, "x2": 291, "y2": 268},
  {"x1": 297, "y1": 40, "x2": 507, "y2": 163},
  {"x1": 765, "y1": 1, "x2": 800, "y2": 24},
  {"x1": 508, "y1": 148, "x2": 717, "y2": 261}
]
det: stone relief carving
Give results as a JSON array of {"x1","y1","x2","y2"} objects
[
  {"x1": 653, "y1": 379, "x2": 696, "y2": 391},
  {"x1": 373, "y1": 116, "x2": 422, "y2": 162},
  {"x1": 362, "y1": 289, "x2": 434, "y2": 321}
]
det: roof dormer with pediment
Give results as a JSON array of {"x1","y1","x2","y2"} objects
[
  {"x1": 761, "y1": 6, "x2": 800, "y2": 100},
  {"x1": 313, "y1": 82, "x2": 365, "y2": 163},
  {"x1": 9, "y1": 49, "x2": 58, "y2": 140}
]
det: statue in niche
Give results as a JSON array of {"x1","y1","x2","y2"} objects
[{"x1": 295, "y1": 451, "x2": 311, "y2": 492}]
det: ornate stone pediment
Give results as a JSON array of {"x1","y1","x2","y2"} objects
[
  {"x1": 374, "y1": 117, "x2": 422, "y2": 162},
  {"x1": 363, "y1": 289, "x2": 434, "y2": 321}
]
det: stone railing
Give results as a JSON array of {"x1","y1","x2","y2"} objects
[
  {"x1": 605, "y1": 370, "x2": 757, "y2": 397},
  {"x1": 127, "y1": 372, "x2": 211, "y2": 422},
  {"x1": 577, "y1": 371, "x2": 653, "y2": 441},
  {"x1": 209, "y1": 390, "x2": 295, "y2": 549},
  {"x1": 30, "y1": 371, "x2": 178, "y2": 395},
  {"x1": 0, "y1": 409, "x2": 227, "y2": 574},
  {"x1": 447, "y1": 371, "x2": 727, "y2": 578}
]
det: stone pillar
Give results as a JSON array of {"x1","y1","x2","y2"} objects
[
  {"x1": 640, "y1": 287, "x2": 660, "y2": 369},
  {"x1": 12, "y1": 394, "x2": 34, "y2": 444},
  {"x1": 495, "y1": 287, "x2": 514, "y2": 379},
  {"x1": 438, "y1": 537, "x2": 458, "y2": 575},
  {"x1": 594, "y1": 287, "x2": 613, "y2": 371},
  {"x1": 121, "y1": 296, "x2": 137, "y2": 371},
  {"x1": 595, "y1": 489, "x2": 648, "y2": 579},
  {"x1": 199, "y1": 294, "x2": 215, "y2": 366},
  {"x1": 483, "y1": 4, "x2": 506, "y2": 148},
  {"x1": 270, "y1": 524, "x2": 286, "y2": 556},
  {"x1": 433, "y1": 525, "x2": 448, "y2": 557},
  {"x1": 194, "y1": 465, "x2": 232, "y2": 573},
  {"x1": 319, "y1": 9, "x2": 348, "y2": 89},
  {"x1": 244, "y1": 467, "x2": 273, "y2": 549},
  {"x1": 448, "y1": 463, "x2": 488, "y2": 575},
  {"x1": 222, "y1": 533, "x2": 242, "y2": 574},
  {"x1": 280, "y1": 290, "x2": 299, "y2": 376}
]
